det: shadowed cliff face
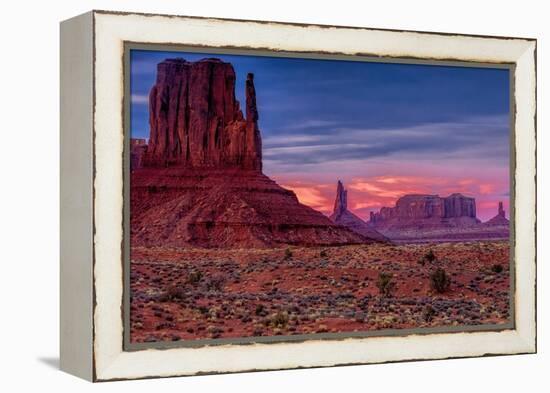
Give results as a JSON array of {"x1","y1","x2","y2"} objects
[{"x1": 143, "y1": 58, "x2": 262, "y2": 171}]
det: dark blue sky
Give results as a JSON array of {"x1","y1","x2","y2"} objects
[
  {"x1": 130, "y1": 49, "x2": 510, "y2": 221},
  {"x1": 130, "y1": 49, "x2": 509, "y2": 139}
]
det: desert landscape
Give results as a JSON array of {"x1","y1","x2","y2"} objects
[
  {"x1": 130, "y1": 242, "x2": 509, "y2": 343},
  {"x1": 129, "y1": 56, "x2": 511, "y2": 343}
]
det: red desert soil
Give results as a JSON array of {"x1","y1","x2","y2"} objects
[{"x1": 129, "y1": 241, "x2": 510, "y2": 343}]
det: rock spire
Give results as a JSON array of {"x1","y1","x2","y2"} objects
[
  {"x1": 329, "y1": 181, "x2": 388, "y2": 242},
  {"x1": 333, "y1": 180, "x2": 348, "y2": 215}
]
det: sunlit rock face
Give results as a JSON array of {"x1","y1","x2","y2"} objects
[{"x1": 143, "y1": 58, "x2": 262, "y2": 171}]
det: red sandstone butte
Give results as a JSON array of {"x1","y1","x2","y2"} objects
[
  {"x1": 369, "y1": 193, "x2": 481, "y2": 231},
  {"x1": 131, "y1": 58, "x2": 376, "y2": 248},
  {"x1": 143, "y1": 58, "x2": 261, "y2": 170},
  {"x1": 367, "y1": 195, "x2": 509, "y2": 243},
  {"x1": 329, "y1": 181, "x2": 389, "y2": 242}
]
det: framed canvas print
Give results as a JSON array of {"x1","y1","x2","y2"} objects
[{"x1": 60, "y1": 10, "x2": 537, "y2": 381}]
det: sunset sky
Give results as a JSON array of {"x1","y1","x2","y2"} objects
[{"x1": 130, "y1": 50, "x2": 510, "y2": 222}]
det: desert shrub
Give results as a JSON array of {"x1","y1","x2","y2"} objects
[
  {"x1": 320, "y1": 249, "x2": 328, "y2": 258},
  {"x1": 423, "y1": 305, "x2": 436, "y2": 322},
  {"x1": 187, "y1": 270, "x2": 203, "y2": 285},
  {"x1": 255, "y1": 304, "x2": 266, "y2": 316},
  {"x1": 424, "y1": 249, "x2": 436, "y2": 263},
  {"x1": 284, "y1": 248, "x2": 293, "y2": 260},
  {"x1": 376, "y1": 272, "x2": 395, "y2": 296},
  {"x1": 198, "y1": 306, "x2": 209, "y2": 315},
  {"x1": 206, "y1": 275, "x2": 225, "y2": 291},
  {"x1": 165, "y1": 285, "x2": 187, "y2": 301},
  {"x1": 270, "y1": 312, "x2": 289, "y2": 328},
  {"x1": 430, "y1": 268, "x2": 451, "y2": 293},
  {"x1": 155, "y1": 292, "x2": 170, "y2": 302},
  {"x1": 491, "y1": 264, "x2": 504, "y2": 274}
]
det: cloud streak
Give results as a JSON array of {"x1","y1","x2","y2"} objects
[
  {"x1": 276, "y1": 173, "x2": 509, "y2": 222},
  {"x1": 263, "y1": 115, "x2": 509, "y2": 166},
  {"x1": 131, "y1": 94, "x2": 149, "y2": 105}
]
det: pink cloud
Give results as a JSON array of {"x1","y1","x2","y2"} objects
[{"x1": 280, "y1": 182, "x2": 332, "y2": 213}]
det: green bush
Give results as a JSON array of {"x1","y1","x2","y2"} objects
[
  {"x1": 376, "y1": 272, "x2": 395, "y2": 296},
  {"x1": 430, "y1": 268, "x2": 451, "y2": 293}
]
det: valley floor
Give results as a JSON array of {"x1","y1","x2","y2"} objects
[{"x1": 129, "y1": 241, "x2": 510, "y2": 343}]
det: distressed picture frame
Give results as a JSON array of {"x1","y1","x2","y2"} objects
[{"x1": 60, "y1": 10, "x2": 536, "y2": 381}]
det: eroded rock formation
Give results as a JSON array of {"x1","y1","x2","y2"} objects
[
  {"x1": 369, "y1": 193, "x2": 480, "y2": 231},
  {"x1": 131, "y1": 58, "x2": 377, "y2": 248},
  {"x1": 143, "y1": 58, "x2": 262, "y2": 170},
  {"x1": 368, "y1": 194, "x2": 509, "y2": 243},
  {"x1": 332, "y1": 180, "x2": 348, "y2": 216},
  {"x1": 484, "y1": 201, "x2": 510, "y2": 226},
  {"x1": 329, "y1": 181, "x2": 388, "y2": 242},
  {"x1": 131, "y1": 169, "x2": 372, "y2": 248}
]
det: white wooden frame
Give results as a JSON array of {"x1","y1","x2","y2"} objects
[{"x1": 60, "y1": 10, "x2": 536, "y2": 381}]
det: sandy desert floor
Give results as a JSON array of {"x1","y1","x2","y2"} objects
[{"x1": 129, "y1": 241, "x2": 510, "y2": 343}]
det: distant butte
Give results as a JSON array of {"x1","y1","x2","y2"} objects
[
  {"x1": 369, "y1": 193, "x2": 481, "y2": 231},
  {"x1": 366, "y1": 193, "x2": 509, "y2": 243},
  {"x1": 130, "y1": 58, "x2": 381, "y2": 248}
]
